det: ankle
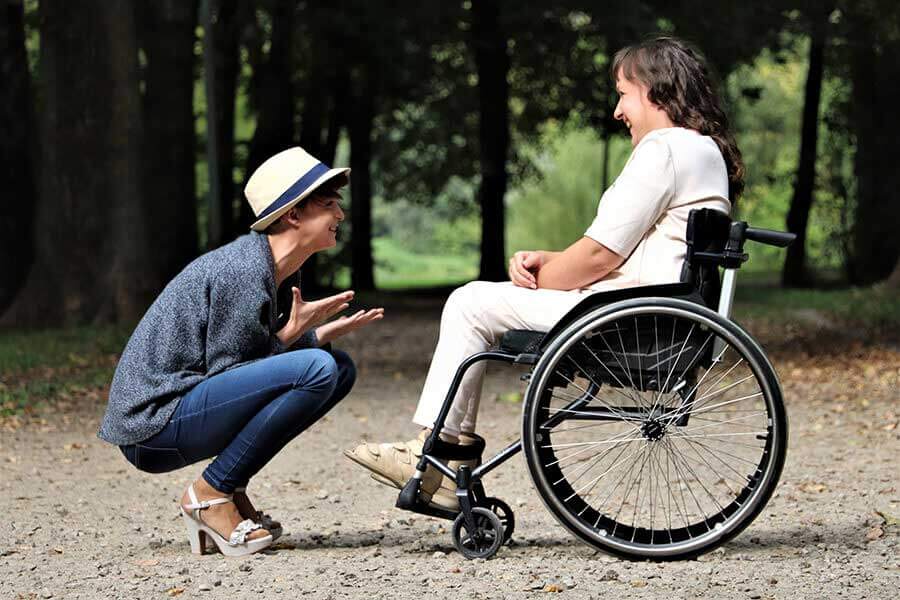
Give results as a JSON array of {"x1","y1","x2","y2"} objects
[
  {"x1": 192, "y1": 478, "x2": 230, "y2": 500},
  {"x1": 423, "y1": 428, "x2": 459, "y2": 445}
]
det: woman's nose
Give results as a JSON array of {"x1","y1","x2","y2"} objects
[
  {"x1": 336, "y1": 205, "x2": 345, "y2": 221},
  {"x1": 613, "y1": 101, "x2": 623, "y2": 121}
]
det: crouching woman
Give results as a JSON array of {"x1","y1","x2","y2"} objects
[{"x1": 97, "y1": 147, "x2": 383, "y2": 556}]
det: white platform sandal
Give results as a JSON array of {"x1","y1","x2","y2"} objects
[{"x1": 181, "y1": 484, "x2": 273, "y2": 557}]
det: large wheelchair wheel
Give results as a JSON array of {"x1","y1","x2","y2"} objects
[{"x1": 522, "y1": 298, "x2": 787, "y2": 560}]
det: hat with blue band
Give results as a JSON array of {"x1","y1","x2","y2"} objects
[{"x1": 245, "y1": 147, "x2": 351, "y2": 232}]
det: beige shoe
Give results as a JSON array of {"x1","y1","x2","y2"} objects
[
  {"x1": 345, "y1": 431, "x2": 485, "y2": 511},
  {"x1": 344, "y1": 430, "x2": 460, "y2": 510}
]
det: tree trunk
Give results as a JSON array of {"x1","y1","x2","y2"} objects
[
  {"x1": 348, "y1": 67, "x2": 376, "y2": 291},
  {"x1": 3, "y1": 0, "x2": 145, "y2": 327},
  {"x1": 323, "y1": 68, "x2": 349, "y2": 166},
  {"x1": 782, "y1": 9, "x2": 827, "y2": 287},
  {"x1": 847, "y1": 25, "x2": 900, "y2": 285},
  {"x1": 472, "y1": 0, "x2": 510, "y2": 281},
  {"x1": 208, "y1": 0, "x2": 240, "y2": 244},
  {"x1": 140, "y1": 0, "x2": 198, "y2": 289},
  {"x1": 241, "y1": 0, "x2": 295, "y2": 230},
  {"x1": 885, "y1": 257, "x2": 900, "y2": 289},
  {"x1": 0, "y1": 0, "x2": 36, "y2": 316}
]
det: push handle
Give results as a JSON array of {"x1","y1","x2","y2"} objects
[{"x1": 744, "y1": 226, "x2": 796, "y2": 248}]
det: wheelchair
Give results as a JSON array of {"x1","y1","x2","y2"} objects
[{"x1": 394, "y1": 208, "x2": 796, "y2": 561}]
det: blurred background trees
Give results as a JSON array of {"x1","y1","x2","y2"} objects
[{"x1": 1, "y1": 0, "x2": 897, "y2": 328}]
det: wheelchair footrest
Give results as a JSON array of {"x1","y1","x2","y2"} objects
[{"x1": 395, "y1": 477, "x2": 458, "y2": 521}]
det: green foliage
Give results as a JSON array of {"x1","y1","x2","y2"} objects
[
  {"x1": 727, "y1": 42, "x2": 804, "y2": 271},
  {"x1": 506, "y1": 123, "x2": 631, "y2": 255},
  {"x1": 727, "y1": 36, "x2": 853, "y2": 275},
  {"x1": 369, "y1": 180, "x2": 480, "y2": 289},
  {"x1": 372, "y1": 238, "x2": 476, "y2": 290}
]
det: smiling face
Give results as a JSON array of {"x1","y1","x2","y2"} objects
[
  {"x1": 613, "y1": 70, "x2": 674, "y2": 146},
  {"x1": 297, "y1": 189, "x2": 345, "y2": 251}
]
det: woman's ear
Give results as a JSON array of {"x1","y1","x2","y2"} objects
[{"x1": 284, "y1": 205, "x2": 304, "y2": 227}]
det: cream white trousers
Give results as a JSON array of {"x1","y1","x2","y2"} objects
[{"x1": 412, "y1": 281, "x2": 596, "y2": 436}]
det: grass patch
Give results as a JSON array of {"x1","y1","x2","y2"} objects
[
  {"x1": 0, "y1": 324, "x2": 129, "y2": 417},
  {"x1": 374, "y1": 237, "x2": 477, "y2": 290},
  {"x1": 734, "y1": 279, "x2": 900, "y2": 328}
]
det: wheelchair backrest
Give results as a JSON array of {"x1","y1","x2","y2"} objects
[{"x1": 680, "y1": 208, "x2": 733, "y2": 308}]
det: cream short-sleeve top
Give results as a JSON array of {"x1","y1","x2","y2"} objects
[{"x1": 583, "y1": 127, "x2": 731, "y2": 291}]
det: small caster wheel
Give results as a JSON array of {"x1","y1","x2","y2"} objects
[
  {"x1": 452, "y1": 507, "x2": 504, "y2": 559},
  {"x1": 483, "y1": 497, "x2": 515, "y2": 544}
]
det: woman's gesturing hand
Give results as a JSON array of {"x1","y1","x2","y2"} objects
[
  {"x1": 276, "y1": 288, "x2": 354, "y2": 347},
  {"x1": 508, "y1": 250, "x2": 544, "y2": 289},
  {"x1": 315, "y1": 307, "x2": 385, "y2": 345}
]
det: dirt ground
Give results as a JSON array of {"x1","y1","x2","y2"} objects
[{"x1": 1, "y1": 296, "x2": 898, "y2": 599}]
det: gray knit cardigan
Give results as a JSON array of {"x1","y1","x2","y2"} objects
[{"x1": 98, "y1": 231, "x2": 316, "y2": 446}]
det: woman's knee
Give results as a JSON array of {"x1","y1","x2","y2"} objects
[
  {"x1": 294, "y1": 348, "x2": 339, "y2": 394},
  {"x1": 330, "y1": 349, "x2": 357, "y2": 400},
  {"x1": 445, "y1": 280, "x2": 505, "y2": 318}
]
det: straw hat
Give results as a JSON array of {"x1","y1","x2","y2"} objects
[{"x1": 245, "y1": 147, "x2": 350, "y2": 232}]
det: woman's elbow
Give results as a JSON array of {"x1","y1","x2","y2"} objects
[{"x1": 588, "y1": 247, "x2": 624, "y2": 281}]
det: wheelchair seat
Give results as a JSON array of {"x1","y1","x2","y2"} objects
[{"x1": 498, "y1": 282, "x2": 707, "y2": 355}]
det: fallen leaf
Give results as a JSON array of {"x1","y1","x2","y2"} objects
[
  {"x1": 882, "y1": 422, "x2": 897, "y2": 431},
  {"x1": 865, "y1": 527, "x2": 884, "y2": 540},
  {"x1": 876, "y1": 511, "x2": 900, "y2": 527},
  {"x1": 134, "y1": 559, "x2": 159, "y2": 567},
  {"x1": 631, "y1": 580, "x2": 648, "y2": 588},
  {"x1": 165, "y1": 587, "x2": 185, "y2": 597},
  {"x1": 798, "y1": 482, "x2": 827, "y2": 493},
  {"x1": 543, "y1": 583, "x2": 564, "y2": 593}
]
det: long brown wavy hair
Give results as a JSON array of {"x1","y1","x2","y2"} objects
[{"x1": 611, "y1": 37, "x2": 745, "y2": 201}]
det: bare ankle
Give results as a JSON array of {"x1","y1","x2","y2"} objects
[
  {"x1": 423, "y1": 428, "x2": 459, "y2": 444},
  {"x1": 191, "y1": 478, "x2": 229, "y2": 500}
]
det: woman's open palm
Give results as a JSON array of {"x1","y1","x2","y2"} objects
[{"x1": 276, "y1": 287, "x2": 354, "y2": 347}]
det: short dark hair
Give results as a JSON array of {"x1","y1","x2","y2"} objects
[
  {"x1": 264, "y1": 201, "x2": 306, "y2": 235},
  {"x1": 311, "y1": 172, "x2": 349, "y2": 197}
]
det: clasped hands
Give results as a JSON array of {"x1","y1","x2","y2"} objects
[
  {"x1": 276, "y1": 287, "x2": 384, "y2": 347},
  {"x1": 508, "y1": 250, "x2": 546, "y2": 289}
]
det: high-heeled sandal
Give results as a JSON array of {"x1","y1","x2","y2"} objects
[
  {"x1": 181, "y1": 484, "x2": 273, "y2": 557},
  {"x1": 234, "y1": 486, "x2": 284, "y2": 540}
]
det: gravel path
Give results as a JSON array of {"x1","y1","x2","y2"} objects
[{"x1": 2, "y1": 297, "x2": 898, "y2": 599}]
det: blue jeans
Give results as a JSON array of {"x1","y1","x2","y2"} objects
[{"x1": 120, "y1": 348, "x2": 355, "y2": 492}]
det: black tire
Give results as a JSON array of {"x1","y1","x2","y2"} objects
[
  {"x1": 482, "y1": 497, "x2": 515, "y2": 544},
  {"x1": 452, "y1": 507, "x2": 504, "y2": 559},
  {"x1": 521, "y1": 298, "x2": 788, "y2": 560}
]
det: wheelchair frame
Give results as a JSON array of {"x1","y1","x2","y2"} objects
[{"x1": 394, "y1": 209, "x2": 796, "y2": 560}]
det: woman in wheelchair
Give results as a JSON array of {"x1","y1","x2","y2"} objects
[
  {"x1": 349, "y1": 36, "x2": 735, "y2": 494},
  {"x1": 348, "y1": 37, "x2": 791, "y2": 561}
]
